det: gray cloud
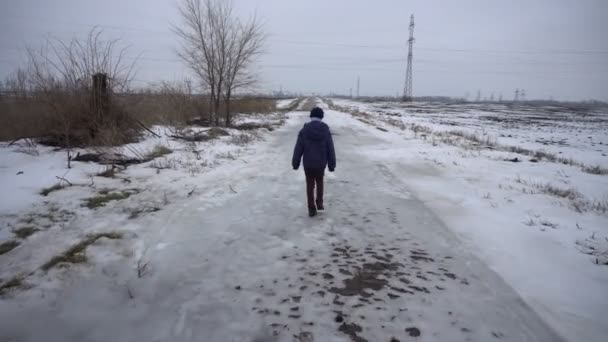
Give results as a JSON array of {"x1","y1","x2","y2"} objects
[{"x1": 1, "y1": 0, "x2": 607, "y2": 101}]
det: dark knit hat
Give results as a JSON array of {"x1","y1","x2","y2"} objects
[{"x1": 310, "y1": 107, "x2": 324, "y2": 119}]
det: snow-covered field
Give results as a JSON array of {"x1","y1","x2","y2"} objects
[
  {"x1": 1, "y1": 97, "x2": 607, "y2": 342},
  {"x1": 331, "y1": 98, "x2": 608, "y2": 169},
  {"x1": 329, "y1": 98, "x2": 608, "y2": 342},
  {"x1": 0, "y1": 110, "x2": 287, "y2": 290}
]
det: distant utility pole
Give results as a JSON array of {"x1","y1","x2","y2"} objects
[
  {"x1": 490, "y1": 92, "x2": 495, "y2": 102},
  {"x1": 356, "y1": 76, "x2": 360, "y2": 98},
  {"x1": 350, "y1": 87, "x2": 353, "y2": 98},
  {"x1": 476, "y1": 90, "x2": 481, "y2": 102},
  {"x1": 514, "y1": 88, "x2": 520, "y2": 102},
  {"x1": 402, "y1": 14, "x2": 415, "y2": 102},
  {"x1": 520, "y1": 89, "x2": 526, "y2": 101}
]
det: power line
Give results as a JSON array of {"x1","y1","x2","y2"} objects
[{"x1": 2, "y1": 17, "x2": 608, "y2": 56}]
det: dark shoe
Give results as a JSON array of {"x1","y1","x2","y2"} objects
[
  {"x1": 316, "y1": 202, "x2": 324, "y2": 211},
  {"x1": 308, "y1": 207, "x2": 317, "y2": 217}
]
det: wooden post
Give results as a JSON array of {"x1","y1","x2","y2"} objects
[
  {"x1": 92, "y1": 73, "x2": 109, "y2": 120},
  {"x1": 91, "y1": 73, "x2": 109, "y2": 137}
]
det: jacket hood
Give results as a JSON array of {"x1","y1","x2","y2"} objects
[{"x1": 303, "y1": 121, "x2": 327, "y2": 141}]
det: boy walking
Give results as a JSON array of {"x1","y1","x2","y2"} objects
[{"x1": 292, "y1": 107, "x2": 336, "y2": 217}]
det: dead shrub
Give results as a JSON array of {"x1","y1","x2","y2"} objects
[{"x1": 1, "y1": 28, "x2": 140, "y2": 147}]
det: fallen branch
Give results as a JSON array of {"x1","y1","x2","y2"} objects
[
  {"x1": 131, "y1": 117, "x2": 161, "y2": 138},
  {"x1": 229, "y1": 185, "x2": 237, "y2": 194},
  {"x1": 187, "y1": 186, "x2": 197, "y2": 197},
  {"x1": 8, "y1": 136, "x2": 27, "y2": 146},
  {"x1": 170, "y1": 134, "x2": 212, "y2": 142},
  {"x1": 55, "y1": 176, "x2": 73, "y2": 186}
]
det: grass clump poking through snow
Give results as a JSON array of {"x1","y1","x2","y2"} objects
[
  {"x1": 145, "y1": 144, "x2": 173, "y2": 160},
  {"x1": 0, "y1": 240, "x2": 20, "y2": 255},
  {"x1": 40, "y1": 183, "x2": 66, "y2": 196},
  {"x1": 84, "y1": 190, "x2": 134, "y2": 209},
  {"x1": 536, "y1": 183, "x2": 581, "y2": 200},
  {"x1": 0, "y1": 276, "x2": 24, "y2": 295},
  {"x1": 518, "y1": 179, "x2": 608, "y2": 215},
  {"x1": 12, "y1": 226, "x2": 39, "y2": 239},
  {"x1": 582, "y1": 164, "x2": 608, "y2": 175},
  {"x1": 41, "y1": 232, "x2": 123, "y2": 271}
]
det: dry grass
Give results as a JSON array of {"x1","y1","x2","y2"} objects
[
  {"x1": 41, "y1": 231, "x2": 123, "y2": 271},
  {"x1": 40, "y1": 183, "x2": 66, "y2": 196},
  {"x1": 536, "y1": 183, "x2": 581, "y2": 200},
  {"x1": 0, "y1": 276, "x2": 24, "y2": 295},
  {"x1": 83, "y1": 191, "x2": 134, "y2": 209},
  {"x1": 0, "y1": 240, "x2": 20, "y2": 255},
  {"x1": 125, "y1": 94, "x2": 276, "y2": 128},
  {"x1": 517, "y1": 178, "x2": 608, "y2": 215},
  {"x1": 1, "y1": 93, "x2": 277, "y2": 145},
  {"x1": 582, "y1": 165, "x2": 608, "y2": 175},
  {"x1": 0, "y1": 99, "x2": 49, "y2": 141},
  {"x1": 330, "y1": 103, "x2": 608, "y2": 176},
  {"x1": 228, "y1": 97, "x2": 276, "y2": 114},
  {"x1": 12, "y1": 226, "x2": 39, "y2": 239}
]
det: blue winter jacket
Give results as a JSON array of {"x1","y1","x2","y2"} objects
[{"x1": 292, "y1": 120, "x2": 336, "y2": 172}]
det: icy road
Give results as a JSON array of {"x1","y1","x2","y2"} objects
[{"x1": 0, "y1": 99, "x2": 565, "y2": 342}]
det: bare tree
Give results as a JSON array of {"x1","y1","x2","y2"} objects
[
  {"x1": 222, "y1": 12, "x2": 264, "y2": 126},
  {"x1": 25, "y1": 27, "x2": 138, "y2": 150},
  {"x1": 174, "y1": 0, "x2": 264, "y2": 127}
]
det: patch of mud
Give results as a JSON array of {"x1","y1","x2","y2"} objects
[
  {"x1": 339, "y1": 322, "x2": 367, "y2": 342},
  {"x1": 247, "y1": 240, "x2": 469, "y2": 340}
]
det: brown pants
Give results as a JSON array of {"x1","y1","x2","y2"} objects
[{"x1": 305, "y1": 169, "x2": 324, "y2": 209}]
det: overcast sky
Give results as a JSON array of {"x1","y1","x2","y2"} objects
[{"x1": 1, "y1": 0, "x2": 607, "y2": 101}]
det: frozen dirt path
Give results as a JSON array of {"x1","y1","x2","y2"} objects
[{"x1": 0, "y1": 99, "x2": 564, "y2": 342}]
